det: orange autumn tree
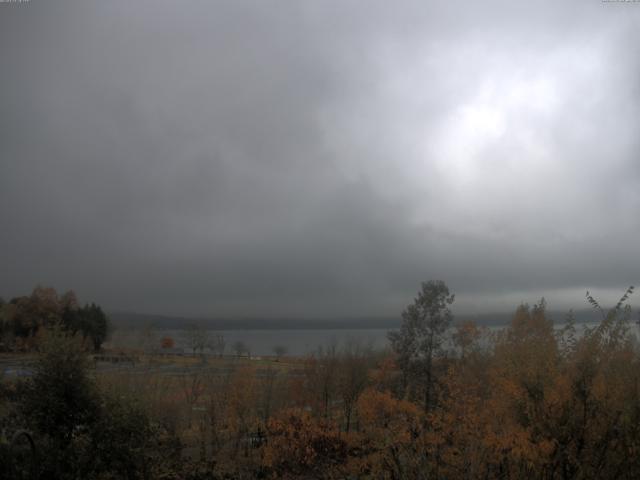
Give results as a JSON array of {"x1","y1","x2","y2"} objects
[
  {"x1": 349, "y1": 387, "x2": 424, "y2": 479},
  {"x1": 472, "y1": 289, "x2": 640, "y2": 479},
  {"x1": 483, "y1": 300, "x2": 559, "y2": 476},
  {"x1": 545, "y1": 287, "x2": 640, "y2": 478},
  {"x1": 261, "y1": 408, "x2": 347, "y2": 479},
  {"x1": 443, "y1": 366, "x2": 492, "y2": 477},
  {"x1": 426, "y1": 332, "x2": 493, "y2": 479}
]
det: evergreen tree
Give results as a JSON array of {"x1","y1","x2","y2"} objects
[{"x1": 388, "y1": 280, "x2": 455, "y2": 413}]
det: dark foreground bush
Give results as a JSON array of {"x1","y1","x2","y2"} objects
[{"x1": 4, "y1": 327, "x2": 182, "y2": 480}]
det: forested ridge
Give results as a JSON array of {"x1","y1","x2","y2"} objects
[{"x1": 1, "y1": 282, "x2": 640, "y2": 479}]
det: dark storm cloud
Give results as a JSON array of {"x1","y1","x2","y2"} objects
[{"x1": 1, "y1": 0, "x2": 639, "y2": 317}]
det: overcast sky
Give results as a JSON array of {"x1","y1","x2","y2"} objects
[{"x1": 1, "y1": 0, "x2": 639, "y2": 318}]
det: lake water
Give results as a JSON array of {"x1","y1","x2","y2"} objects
[
  {"x1": 108, "y1": 322, "x2": 618, "y2": 357},
  {"x1": 109, "y1": 328, "x2": 393, "y2": 356}
]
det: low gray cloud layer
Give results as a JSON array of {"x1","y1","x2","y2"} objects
[{"x1": 1, "y1": 1, "x2": 639, "y2": 317}]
